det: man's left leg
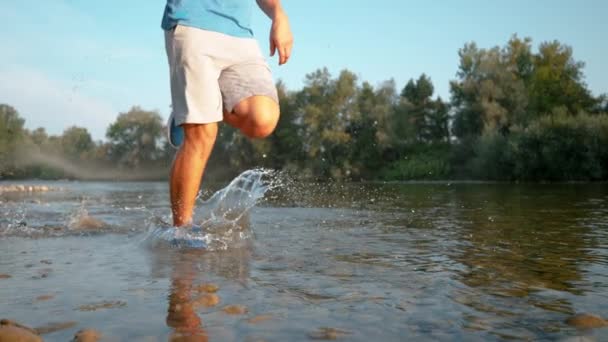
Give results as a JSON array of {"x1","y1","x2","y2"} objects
[{"x1": 223, "y1": 95, "x2": 280, "y2": 138}]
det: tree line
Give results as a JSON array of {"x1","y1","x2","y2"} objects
[{"x1": 1, "y1": 36, "x2": 607, "y2": 181}]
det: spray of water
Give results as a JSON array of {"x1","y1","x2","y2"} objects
[{"x1": 145, "y1": 168, "x2": 281, "y2": 251}]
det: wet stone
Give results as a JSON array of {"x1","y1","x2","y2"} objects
[
  {"x1": 196, "y1": 283, "x2": 219, "y2": 293},
  {"x1": 308, "y1": 327, "x2": 352, "y2": 340},
  {"x1": 169, "y1": 331, "x2": 208, "y2": 342},
  {"x1": 565, "y1": 313, "x2": 608, "y2": 329},
  {"x1": 0, "y1": 274, "x2": 10, "y2": 279},
  {"x1": 32, "y1": 268, "x2": 53, "y2": 279},
  {"x1": 222, "y1": 305, "x2": 248, "y2": 315},
  {"x1": 247, "y1": 314, "x2": 273, "y2": 324},
  {"x1": 193, "y1": 294, "x2": 220, "y2": 308},
  {"x1": 77, "y1": 300, "x2": 127, "y2": 312},
  {"x1": 35, "y1": 321, "x2": 77, "y2": 334},
  {"x1": 0, "y1": 319, "x2": 42, "y2": 342},
  {"x1": 35, "y1": 294, "x2": 55, "y2": 302},
  {"x1": 72, "y1": 329, "x2": 102, "y2": 342}
]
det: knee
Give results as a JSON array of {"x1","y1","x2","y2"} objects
[
  {"x1": 246, "y1": 103, "x2": 280, "y2": 139},
  {"x1": 233, "y1": 96, "x2": 280, "y2": 139}
]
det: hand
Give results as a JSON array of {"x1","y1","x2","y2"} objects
[{"x1": 269, "y1": 11, "x2": 293, "y2": 65}]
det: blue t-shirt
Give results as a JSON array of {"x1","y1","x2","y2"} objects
[{"x1": 161, "y1": 0, "x2": 254, "y2": 38}]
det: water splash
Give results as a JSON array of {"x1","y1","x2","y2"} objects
[
  {"x1": 67, "y1": 202, "x2": 107, "y2": 231},
  {"x1": 0, "y1": 203, "x2": 31, "y2": 237},
  {"x1": 146, "y1": 168, "x2": 281, "y2": 250}
]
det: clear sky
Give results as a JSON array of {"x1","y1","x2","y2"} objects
[{"x1": 1, "y1": 0, "x2": 606, "y2": 140}]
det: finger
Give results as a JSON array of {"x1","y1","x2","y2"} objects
[
  {"x1": 270, "y1": 39, "x2": 276, "y2": 57},
  {"x1": 278, "y1": 45, "x2": 285, "y2": 65},
  {"x1": 281, "y1": 48, "x2": 288, "y2": 65},
  {"x1": 284, "y1": 45, "x2": 292, "y2": 63}
]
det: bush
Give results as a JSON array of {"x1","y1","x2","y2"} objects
[
  {"x1": 380, "y1": 144, "x2": 452, "y2": 180},
  {"x1": 467, "y1": 112, "x2": 608, "y2": 181}
]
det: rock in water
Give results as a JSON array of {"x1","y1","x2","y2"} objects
[
  {"x1": 193, "y1": 294, "x2": 220, "y2": 308},
  {"x1": 196, "y1": 283, "x2": 219, "y2": 293},
  {"x1": 565, "y1": 313, "x2": 608, "y2": 329},
  {"x1": 222, "y1": 305, "x2": 248, "y2": 315},
  {"x1": 308, "y1": 327, "x2": 351, "y2": 340},
  {"x1": 72, "y1": 329, "x2": 102, "y2": 342},
  {"x1": 34, "y1": 321, "x2": 78, "y2": 335},
  {"x1": 0, "y1": 319, "x2": 42, "y2": 342}
]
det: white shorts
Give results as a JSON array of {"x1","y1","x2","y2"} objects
[{"x1": 164, "y1": 25, "x2": 278, "y2": 125}]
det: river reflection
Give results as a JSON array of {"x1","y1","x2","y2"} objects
[{"x1": 147, "y1": 240, "x2": 252, "y2": 341}]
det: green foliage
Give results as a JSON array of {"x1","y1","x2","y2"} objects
[
  {"x1": 0, "y1": 104, "x2": 25, "y2": 177},
  {"x1": 465, "y1": 112, "x2": 608, "y2": 181},
  {"x1": 395, "y1": 74, "x2": 450, "y2": 144},
  {"x1": 61, "y1": 126, "x2": 95, "y2": 160},
  {"x1": 106, "y1": 106, "x2": 164, "y2": 168},
  {"x1": 511, "y1": 112, "x2": 608, "y2": 181},
  {"x1": 380, "y1": 144, "x2": 452, "y2": 180},
  {"x1": 469, "y1": 132, "x2": 516, "y2": 180}
]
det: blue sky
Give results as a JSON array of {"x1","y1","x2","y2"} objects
[{"x1": 1, "y1": 0, "x2": 606, "y2": 140}]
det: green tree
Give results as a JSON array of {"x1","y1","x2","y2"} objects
[
  {"x1": 106, "y1": 106, "x2": 164, "y2": 168},
  {"x1": 528, "y1": 41, "x2": 596, "y2": 116},
  {"x1": 298, "y1": 68, "x2": 358, "y2": 179},
  {"x1": 61, "y1": 126, "x2": 94, "y2": 160},
  {"x1": 450, "y1": 37, "x2": 529, "y2": 138},
  {"x1": 267, "y1": 81, "x2": 305, "y2": 172},
  {"x1": 29, "y1": 127, "x2": 48, "y2": 146},
  {"x1": 348, "y1": 80, "x2": 397, "y2": 179},
  {"x1": 0, "y1": 104, "x2": 26, "y2": 177},
  {"x1": 396, "y1": 74, "x2": 449, "y2": 143}
]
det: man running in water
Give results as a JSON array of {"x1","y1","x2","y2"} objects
[{"x1": 162, "y1": 0, "x2": 293, "y2": 227}]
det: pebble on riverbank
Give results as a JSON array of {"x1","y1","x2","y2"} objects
[
  {"x1": 565, "y1": 313, "x2": 608, "y2": 329},
  {"x1": 0, "y1": 319, "x2": 42, "y2": 342},
  {"x1": 0, "y1": 185, "x2": 59, "y2": 193}
]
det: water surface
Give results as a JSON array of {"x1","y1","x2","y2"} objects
[{"x1": 1, "y1": 174, "x2": 607, "y2": 340}]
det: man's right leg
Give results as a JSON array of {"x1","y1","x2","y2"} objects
[{"x1": 170, "y1": 123, "x2": 218, "y2": 227}]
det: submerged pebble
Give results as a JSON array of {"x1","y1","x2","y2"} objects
[
  {"x1": 72, "y1": 329, "x2": 102, "y2": 342},
  {"x1": 565, "y1": 313, "x2": 608, "y2": 329},
  {"x1": 77, "y1": 300, "x2": 127, "y2": 312},
  {"x1": 193, "y1": 294, "x2": 220, "y2": 308},
  {"x1": 196, "y1": 283, "x2": 219, "y2": 293},
  {"x1": 0, "y1": 319, "x2": 42, "y2": 342},
  {"x1": 69, "y1": 216, "x2": 106, "y2": 230},
  {"x1": 222, "y1": 305, "x2": 248, "y2": 315},
  {"x1": 247, "y1": 314, "x2": 273, "y2": 324},
  {"x1": 308, "y1": 327, "x2": 351, "y2": 340},
  {"x1": 34, "y1": 294, "x2": 55, "y2": 302},
  {"x1": 35, "y1": 321, "x2": 77, "y2": 334}
]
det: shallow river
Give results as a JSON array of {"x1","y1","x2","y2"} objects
[{"x1": 1, "y1": 171, "x2": 607, "y2": 341}]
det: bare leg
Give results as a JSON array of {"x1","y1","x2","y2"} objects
[
  {"x1": 170, "y1": 123, "x2": 218, "y2": 227},
  {"x1": 223, "y1": 95, "x2": 280, "y2": 138}
]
